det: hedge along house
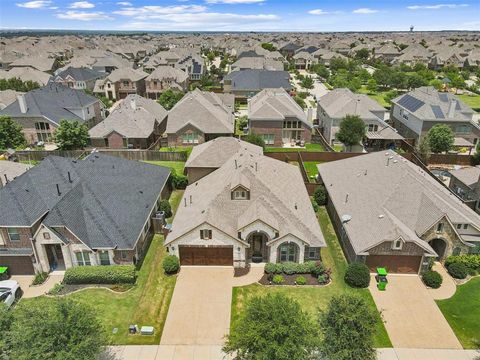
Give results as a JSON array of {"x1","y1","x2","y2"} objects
[
  {"x1": 317, "y1": 151, "x2": 480, "y2": 274},
  {"x1": 165, "y1": 143, "x2": 326, "y2": 267},
  {"x1": 0, "y1": 154, "x2": 170, "y2": 275}
]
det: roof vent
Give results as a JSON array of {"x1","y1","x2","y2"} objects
[
  {"x1": 341, "y1": 214, "x2": 352, "y2": 223},
  {"x1": 378, "y1": 214, "x2": 384, "y2": 219}
]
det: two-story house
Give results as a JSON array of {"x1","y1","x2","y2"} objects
[
  {"x1": 145, "y1": 66, "x2": 189, "y2": 100},
  {"x1": 52, "y1": 67, "x2": 105, "y2": 91},
  {"x1": 100, "y1": 68, "x2": 148, "y2": 100},
  {"x1": 449, "y1": 166, "x2": 480, "y2": 214}
]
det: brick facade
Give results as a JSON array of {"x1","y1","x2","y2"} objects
[{"x1": 250, "y1": 120, "x2": 311, "y2": 147}]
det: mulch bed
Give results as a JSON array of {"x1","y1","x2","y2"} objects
[
  {"x1": 234, "y1": 266, "x2": 250, "y2": 277},
  {"x1": 53, "y1": 283, "x2": 134, "y2": 295},
  {"x1": 259, "y1": 273, "x2": 327, "y2": 286}
]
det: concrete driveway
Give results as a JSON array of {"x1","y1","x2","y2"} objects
[
  {"x1": 11, "y1": 273, "x2": 64, "y2": 299},
  {"x1": 369, "y1": 275, "x2": 462, "y2": 349},
  {"x1": 160, "y1": 267, "x2": 234, "y2": 346}
]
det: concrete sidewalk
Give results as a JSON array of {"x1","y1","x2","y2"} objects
[{"x1": 377, "y1": 348, "x2": 479, "y2": 360}]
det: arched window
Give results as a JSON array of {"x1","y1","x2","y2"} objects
[{"x1": 278, "y1": 242, "x2": 298, "y2": 263}]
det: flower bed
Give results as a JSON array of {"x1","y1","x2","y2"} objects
[{"x1": 262, "y1": 261, "x2": 331, "y2": 286}]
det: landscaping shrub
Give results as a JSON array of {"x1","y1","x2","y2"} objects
[
  {"x1": 264, "y1": 262, "x2": 282, "y2": 274},
  {"x1": 47, "y1": 283, "x2": 64, "y2": 295},
  {"x1": 311, "y1": 261, "x2": 326, "y2": 277},
  {"x1": 422, "y1": 270, "x2": 443, "y2": 288},
  {"x1": 445, "y1": 254, "x2": 480, "y2": 272},
  {"x1": 63, "y1": 265, "x2": 136, "y2": 284},
  {"x1": 158, "y1": 199, "x2": 172, "y2": 218},
  {"x1": 171, "y1": 173, "x2": 188, "y2": 189},
  {"x1": 272, "y1": 275, "x2": 284, "y2": 285},
  {"x1": 311, "y1": 199, "x2": 319, "y2": 213},
  {"x1": 313, "y1": 185, "x2": 327, "y2": 206},
  {"x1": 344, "y1": 262, "x2": 370, "y2": 288},
  {"x1": 282, "y1": 262, "x2": 298, "y2": 275},
  {"x1": 447, "y1": 262, "x2": 468, "y2": 279},
  {"x1": 295, "y1": 276, "x2": 306, "y2": 285},
  {"x1": 162, "y1": 255, "x2": 180, "y2": 274},
  {"x1": 318, "y1": 274, "x2": 327, "y2": 284},
  {"x1": 32, "y1": 272, "x2": 48, "y2": 286}
]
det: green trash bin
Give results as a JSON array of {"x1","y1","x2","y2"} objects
[
  {"x1": 0, "y1": 267, "x2": 9, "y2": 281},
  {"x1": 376, "y1": 267, "x2": 388, "y2": 291}
]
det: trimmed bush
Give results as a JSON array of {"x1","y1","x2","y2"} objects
[
  {"x1": 158, "y1": 200, "x2": 172, "y2": 218},
  {"x1": 311, "y1": 199, "x2": 319, "y2": 213},
  {"x1": 32, "y1": 272, "x2": 48, "y2": 286},
  {"x1": 264, "y1": 263, "x2": 282, "y2": 274},
  {"x1": 171, "y1": 173, "x2": 188, "y2": 189},
  {"x1": 272, "y1": 274, "x2": 284, "y2": 285},
  {"x1": 445, "y1": 255, "x2": 480, "y2": 272},
  {"x1": 318, "y1": 274, "x2": 327, "y2": 284},
  {"x1": 295, "y1": 276, "x2": 306, "y2": 285},
  {"x1": 311, "y1": 261, "x2": 325, "y2": 277},
  {"x1": 314, "y1": 185, "x2": 327, "y2": 206},
  {"x1": 282, "y1": 262, "x2": 298, "y2": 275},
  {"x1": 344, "y1": 262, "x2": 370, "y2": 288},
  {"x1": 447, "y1": 262, "x2": 468, "y2": 279},
  {"x1": 422, "y1": 270, "x2": 443, "y2": 288},
  {"x1": 162, "y1": 255, "x2": 180, "y2": 274},
  {"x1": 64, "y1": 265, "x2": 136, "y2": 284}
]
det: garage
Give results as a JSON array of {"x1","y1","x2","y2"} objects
[
  {"x1": 366, "y1": 255, "x2": 421, "y2": 274},
  {"x1": 0, "y1": 255, "x2": 35, "y2": 275},
  {"x1": 179, "y1": 246, "x2": 233, "y2": 266}
]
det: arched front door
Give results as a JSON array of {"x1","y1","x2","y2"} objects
[
  {"x1": 247, "y1": 232, "x2": 268, "y2": 263},
  {"x1": 429, "y1": 238, "x2": 447, "y2": 260}
]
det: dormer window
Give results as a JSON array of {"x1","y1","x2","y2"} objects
[
  {"x1": 231, "y1": 186, "x2": 250, "y2": 200},
  {"x1": 200, "y1": 229, "x2": 212, "y2": 240},
  {"x1": 392, "y1": 239, "x2": 403, "y2": 250}
]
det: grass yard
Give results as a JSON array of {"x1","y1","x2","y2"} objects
[
  {"x1": 159, "y1": 146, "x2": 192, "y2": 158},
  {"x1": 358, "y1": 86, "x2": 391, "y2": 108},
  {"x1": 457, "y1": 94, "x2": 480, "y2": 112},
  {"x1": 303, "y1": 161, "x2": 323, "y2": 181},
  {"x1": 264, "y1": 143, "x2": 325, "y2": 153},
  {"x1": 436, "y1": 277, "x2": 480, "y2": 349},
  {"x1": 143, "y1": 160, "x2": 185, "y2": 174},
  {"x1": 333, "y1": 144, "x2": 344, "y2": 152},
  {"x1": 231, "y1": 207, "x2": 392, "y2": 348}
]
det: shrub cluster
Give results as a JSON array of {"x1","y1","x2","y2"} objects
[
  {"x1": 64, "y1": 265, "x2": 136, "y2": 284},
  {"x1": 32, "y1": 272, "x2": 48, "y2": 286},
  {"x1": 344, "y1": 262, "x2": 370, "y2": 288},
  {"x1": 445, "y1": 254, "x2": 480, "y2": 274},
  {"x1": 422, "y1": 270, "x2": 443, "y2": 288},
  {"x1": 264, "y1": 261, "x2": 325, "y2": 276},
  {"x1": 162, "y1": 255, "x2": 180, "y2": 274},
  {"x1": 447, "y1": 262, "x2": 468, "y2": 279},
  {"x1": 272, "y1": 274, "x2": 284, "y2": 284},
  {"x1": 171, "y1": 173, "x2": 188, "y2": 189},
  {"x1": 295, "y1": 276, "x2": 306, "y2": 285},
  {"x1": 313, "y1": 186, "x2": 327, "y2": 206}
]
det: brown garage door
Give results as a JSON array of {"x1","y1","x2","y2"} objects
[
  {"x1": 366, "y1": 255, "x2": 421, "y2": 274},
  {"x1": 0, "y1": 256, "x2": 35, "y2": 275},
  {"x1": 179, "y1": 246, "x2": 233, "y2": 266}
]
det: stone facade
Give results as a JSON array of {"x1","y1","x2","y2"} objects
[
  {"x1": 368, "y1": 240, "x2": 425, "y2": 256},
  {"x1": 421, "y1": 218, "x2": 471, "y2": 259}
]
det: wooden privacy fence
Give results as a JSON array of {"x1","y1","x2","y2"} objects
[{"x1": 265, "y1": 151, "x2": 364, "y2": 163}]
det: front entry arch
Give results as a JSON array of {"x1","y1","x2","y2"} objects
[
  {"x1": 247, "y1": 232, "x2": 268, "y2": 263},
  {"x1": 429, "y1": 238, "x2": 447, "y2": 260}
]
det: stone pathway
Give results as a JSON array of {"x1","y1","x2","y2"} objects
[
  {"x1": 12, "y1": 272, "x2": 64, "y2": 299},
  {"x1": 428, "y1": 262, "x2": 457, "y2": 300}
]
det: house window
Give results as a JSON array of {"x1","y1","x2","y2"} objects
[
  {"x1": 262, "y1": 134, "x2": 274, "y2": 145},
  {"x1": 99, "y1": 251, "x2": 110, "y2": 265},
  {"x1": 120, "y1": 250, "x2": 128, "y2": 260},
  {"x1": 200, "y1": 229, "x2": 212, "y2": 240},
  {"x1": 7, "y1": 228, "x2": 20, "y2": 241},
  {"x1": 123, "y1": 80, "x2": 129, "y2": 86},
  {"x1": 279, "y1": 243, "x2": 297, "y2": 262},
  {"x1": 455, "y1": 125, "x2": 471, "y2": 134},
  {"x1": 232, "y1": 188, "x2": 249, "y2": 200},
  {"x1": 306, "y1": 247, "x2": 320, "y2": 259},
  {"x1": 392, "y1": 239, "x2": 403, "y2": 250},
  {"x1": 43, "y1": 232, "x2": 51, "y2": 240},
  {"x1": 367, "y1": 124, "x2": 379, "y2": 132},
  {"x1": 75, "y1": 251, "x2": 91, "y2": 266},
  {"x1": 182, "y1": 132, "x2": 199, "y2": 144},
  {"x1": 436, "y1": 223, "x2": 444, "y2": 232},
  {"x1": 463, "y1": 224, "x2": 468, "y2": 230}
]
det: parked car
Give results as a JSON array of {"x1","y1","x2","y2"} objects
[{"x1": 0, "y1": 280, "x2": 21, "y2": 309}]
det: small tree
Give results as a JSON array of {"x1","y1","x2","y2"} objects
[
  {"x1": 417, "y1": 136, "x2": 431, "y2": 164},
  {"x1": 336, "y1": 115, "x2": 366, "y2": 151},
  {"x1": 261, "y1": 43, "x2": 277, "y2": 52},
  {"x1": 157, "y1": 89, "x2": 184, "y2": 110},
  {"x1": 319, "y1": 294, "x2": 377, "y2": 360},
  {"x1": 159, "y1": 199, "x2": 172, "y2": 218},
  {"x1": 427, "y1": 124, "x2": 454, "y2": 153},
  {"x1": 300, "y1": 76, "x2": 314, "y2": 89},
  {"x1": 54, "y1": 120, "x2": 89, "y2": 150},
  {"x1": 366, "y1": 79, "x2": 378, "y2": 93},
  {"x1": 9, "y1": 299, "x2": 105, "y2": 360},
  {"x1": 223, "y1": 293, "x2": 319, "y2": 360},
  {"x1": 314, "y1": 185, "x2": 327, "y2": 206},
  {"x1": 243, "y1": 133, "x2": 265, "y2": 149},
  {"x1": 0, "y1": 116, "x2": 26, "y2": 149}
]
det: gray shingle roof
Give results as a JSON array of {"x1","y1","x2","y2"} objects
[
  {"x1": 0, "y1": 154, "x2": 170, "y2": 250},
  {"x1": 450, "y1": 166, "x2": 480, "y2": 188},
  {"x1": 225, "y1": 69, "x2": 292, "y2": 92},
  {"x1": 54, "y1": 67, "x2": 104, "y2": 82}
]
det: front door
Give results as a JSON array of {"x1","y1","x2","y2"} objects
[{"x1": 252, "y1": 235, "x2": 263, "y2": 256}]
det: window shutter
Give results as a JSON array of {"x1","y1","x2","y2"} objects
[{"x1": 208, "y1": 230, "x2": 212, "y2": 239}]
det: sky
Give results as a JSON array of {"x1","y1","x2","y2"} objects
[{"x1": 0, "y1": 0, "x2": 479, "y2": 32}]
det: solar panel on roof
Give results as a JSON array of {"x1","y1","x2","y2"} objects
[
  {"x1": 431, "y1": 105, "x2": 445, "y2": 119},
  {"x1": 438, "y1": 93, "x2": 449, "y2": 102},
  {"x1": 397, "y1": 94, "x2": 424, "y2": 113}
]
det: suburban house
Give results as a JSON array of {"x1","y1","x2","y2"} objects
[
  {"x1": 248, "y1": 88, "x2": 312, "y2": 147},
  {"x1": 391, "y1": 87, "x2": 479, "y2": 146},
  {"x1": 96, "y1": 68, "x2": 148, "y2": 100},
  {"x1": 374, "y1": 44, "x2": 401, "y2": 63},
  {"x1": 224, "y1": 69, "x2": 292, "y2": 101},
  {"x1": 0, "y1": 84, "x2": 104, "y2": 144},
  {"x1": 449, "y1": 166, "x2": 480, "y2": 214},
  {"x1": 184, "y1": 137, "x2": 263, "y2": 183},
  {"x1": 91, "y1": 56, "x2": 132, "y2": 74},
  {"x1": 293, "y1": 51, "x2": 316, "y2": 70},
  {"x1": 52, "y1": 67, "x2": 104, "y2": 91},
  {"x1": 317, "y1": 88, "x2": 402, "y2": 150},
  {"x1": 175, "y1": 54, "x2": 205, "y2": 81},
  {"x1": 317, "y1": 151, "x2": 480, "y2": 274},
  {"x1": 165, "y1": 142, "x2": 326, "y2": 267},
  {"x1": 0, "y1": 154, "x2": 171, "y2": 275},
  {"x1": 0, "y1": 161, "x2": 31, "y2": 187},
  {"x1": 279, "y1": 43, "x2": 302, "y2": 58},
  {"x1": 0, "y1": 90, "x2": 22, "y2": 110},
  {"x1": 89, "y1": 95, "x2": 168, "y2": 149},
  {"x1": 165, "y1": 89, "x2": 235, "y2": 146},
  {"x1": 145, "y1": 66, "x2": 189, "y2": 99},
  {"x1": 0, "y1": 67, "x2": 51, "y2": 86},
  {"x1": 230, "y1": 57, "x2": 284, "y2": 72}
]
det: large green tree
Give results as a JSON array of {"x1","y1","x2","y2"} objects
[
  {"x1": 427, "y1": 124, "x2": 454, "y2": 154},
  {"x1": 336, "y1": 115, "x2": 366, "y2": 151},
  {"x1": 0, "y1": 304, "x2": 13, "y2": 360},
  {"x1": 319, "y1": 294, "x2": 377, "y2": 360},
  {"x1": 0, "y1": 116, "x2": 26, "y2": 149},
  {"x1": 157, "y1": 89, "x2": 184, "y2": 110},
  {"x1": 8, "y1": 299, "x2": 105, "y2": 360},
  {"x1": 54, "y1": 120, "x2": 89, "y2": 150},
  {"x1": 223, "y1": 293, "x2": 319, "y2": 360},
  {"x1": 243, "y1": 133, "x2": 265, "y2": 150}
]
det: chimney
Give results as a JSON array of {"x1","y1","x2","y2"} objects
[
  {"x1": 56, "y1": 184, "x2": 61, "y2": 196},
  {"x1": 17, "y1": 94, "x2": 28, "y2": 114},
  {"x1": 189, "y1": 195, "x2": 192, "y2": 204},
  {"x1": 130, "y1": 96, "x2": 136, "y2": 110},
  {"x1": 448, "y1": 100, "x2": 456, "y2": 118},
  {"x1": 68, "y1": 171, "x2": 72, "y2": 183}
]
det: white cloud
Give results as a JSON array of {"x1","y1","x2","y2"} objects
[
  {"x1": 114, "y1": 5, "x2": 207, "y2": 17},
  {"x1": 116, "y1": 1, "x2": 132, "y2": 5},
  {"x1": 56, "y1": 10, "x2": 112, "y2": 20},
  {"x1": 407, "y1": 3, "x2": 469, "y2": 9},
  {"x1": 205, "y1": 0, "x2": 265, "y2": 3},
  {"x1": 16, "y1": 0, "x2": 52, "y2": 8},
  {"x1": 352, "y1": 8, "x2": 379, "y2": 14},
  {"x1": 308, "y1": 9, "x2": 343, "y2": 15},
  {"x1": 69, "y1": 1, "x2": 95, "y2": 8}
]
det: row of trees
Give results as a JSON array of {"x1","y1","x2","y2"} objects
[{"x1": 0, "y1": 78, "x2": 40, "y2": 93}]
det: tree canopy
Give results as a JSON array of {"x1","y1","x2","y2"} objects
[
  {"x1": 336, "y1": 115, "x2": 366, "y2": 149},
  {"x1": 157, "y1": 89, "x2": 184, "y2": 110},
  {"x1": 223, "y1": 293, "x2": 318, "y2": 360},
  {"x1": 427, "y1": 124, "x2": 454, "y2": 153},
  {"x1": 0, "y1": 78, "x2": 40, "y2": 92},
  {"x1": 243, "y1": 133, "x2": 265, "y2": 149},
  {"x1": 54, "y1": 120, "x2": 89, "y2": 150},
  {"x1": 261, "y1": 43, "x2": 277, "y2": 52},
  {"x1": 0, "y1": 116, "x2": 26, "y2": 149}
]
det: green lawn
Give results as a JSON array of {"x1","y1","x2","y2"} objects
[
  {"x1": 358, "y1": 86, "x2": 391, "y2": 108},
  {"x1": 264, "y1": 143, "x2": 325, "y2": 153},
  {"x1": 159, "y1": 146, "x2": 192, "y2": 157},
  {"x1": 457, "y1": 94, "x2": 480, "y2": 112},
  {"x1": 231, "y1": 207, "x2": 392, "y2": 348},
  {"x1": 303, "y1": 161, "x2": 323, "y2": 181},
  {"x1": 143, "y1": 161, "x2": 185, "y2": 174},
  {"x1": 437, "y1": 277, "x2": 480, "y2": 349},
  {"x1": 333, "y1": 144, "x2": 344, "y2": 152}
]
